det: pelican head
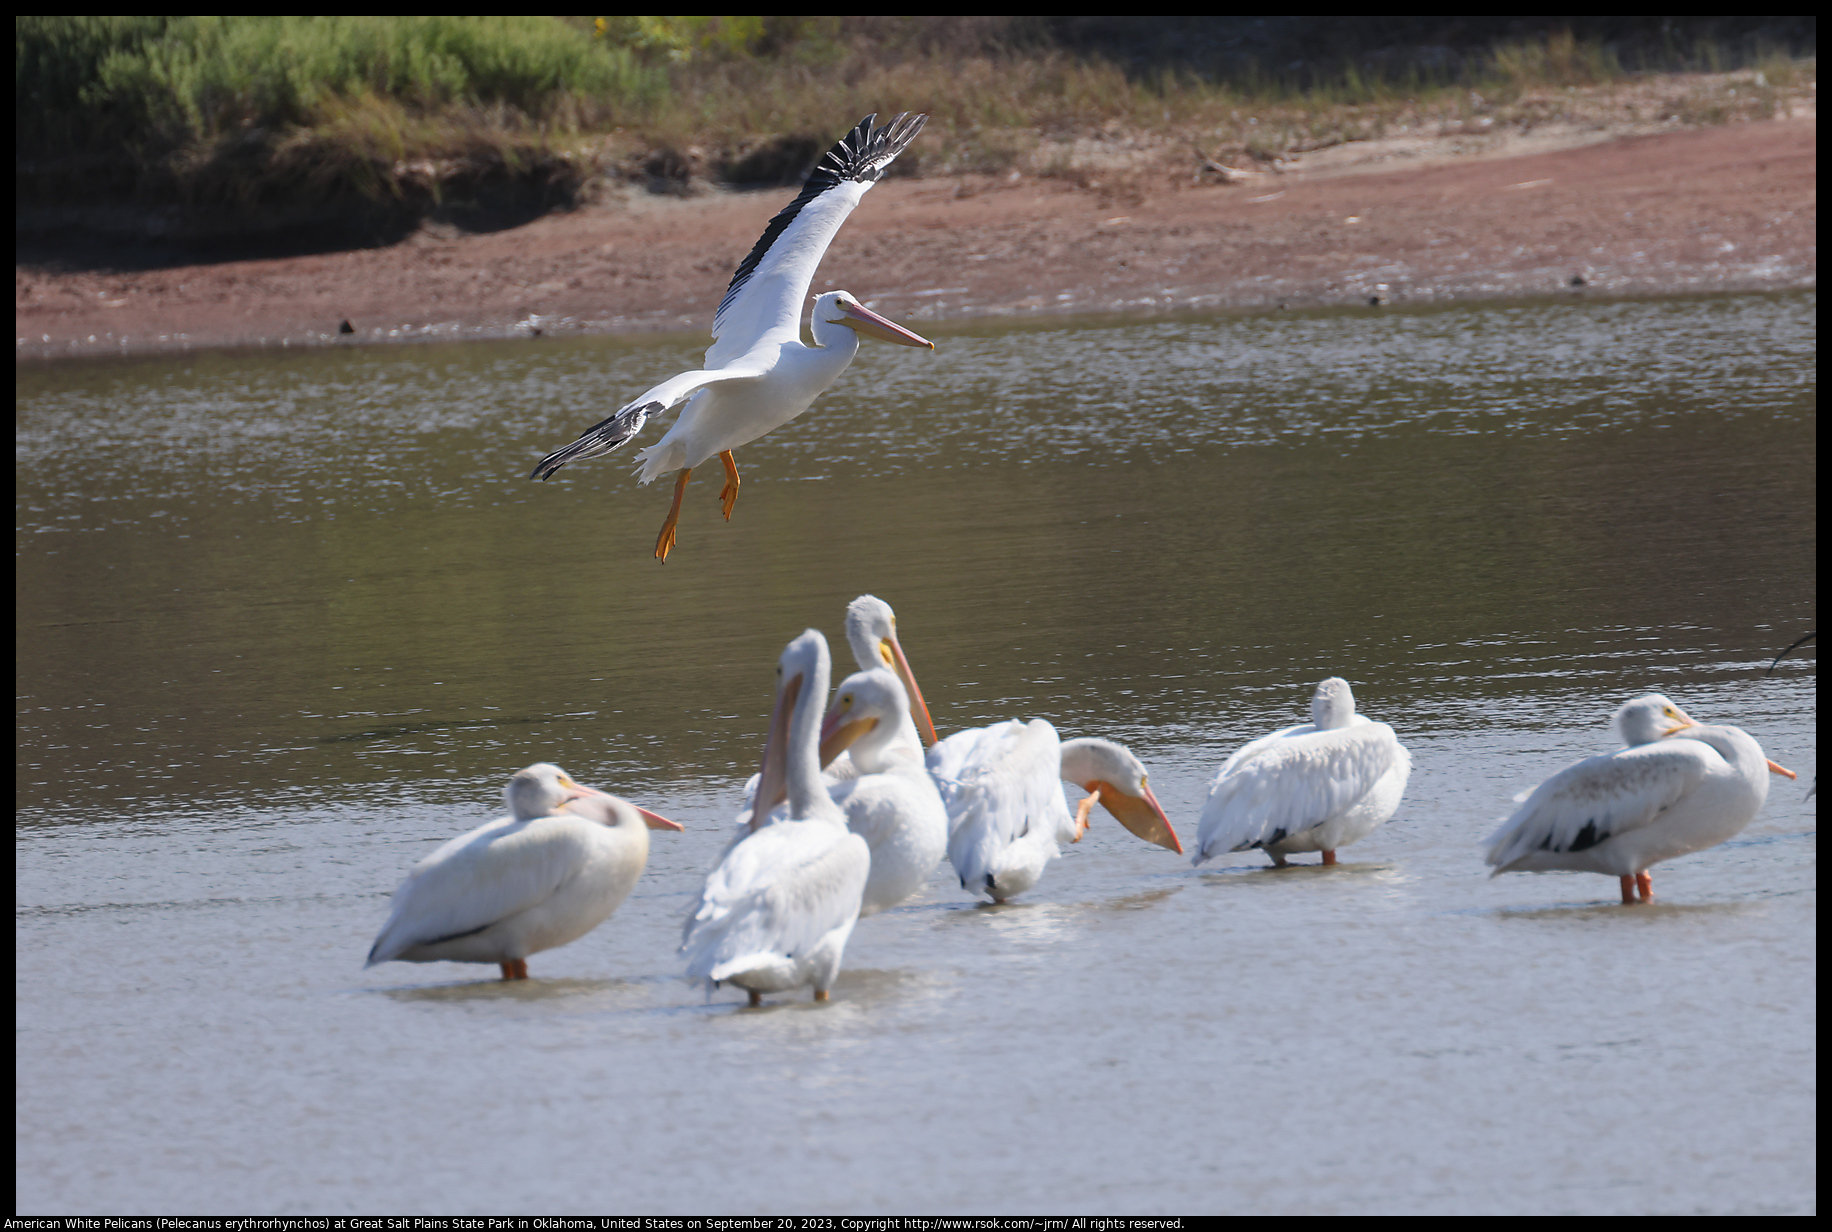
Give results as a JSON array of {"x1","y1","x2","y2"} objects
[
  {"x1": 505, "y1": 763, "x2": 682, "y2": 829},
  {"x1": 844, "y1": 594, "x2": 939, "y2": 745},
  {"x1": 815, "y1": 291, "x2": 934, "y2": 350},
  {"x1": 819, "y1": 668, "x2": 908, "y2": 767},
  {"x1": 750, "y1": 629, "x2": 838, "y2": 829},
  {"x1": 1612, "y1": 694, "x2": 1698, "y2": 746},
  {"x1": 1311, "y1": 677, "x2": 1357, "y2": 730},
  {"x1": 1058, "y1": 737, "x2": 1183, "y2": 854},
  {"x1": 505, "y1": 763, "x2": 605, "y2": 821}
]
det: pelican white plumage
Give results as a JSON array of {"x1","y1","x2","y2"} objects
[
  {"x1": 819, "y1": 668, "x2": 950, "y2": 916},
  {"x1": 682, "y1": 630, "x2": 870, "y2": 1004},
  {"x1": 929, "y1": 720, "x2": 1183, "y2": 903},
  {"x1": 739, "y1": 592, "x2": 935, "y2": 811},
  {"x1": 366, "y1": 763, "x2": 683, "y2": 980},
  {"x1": 532, "y1": 114, "x2": 934, "y2": 562},
  {"x1": 1484, "y1": 693, "x2": 1796, "y2": 903},
  {"x1": 829, "y1": 593, "x2": 938, "y2": 776},
  {"x1": 1192, "y1": 677, "x2": 1411, "y2": 869}
]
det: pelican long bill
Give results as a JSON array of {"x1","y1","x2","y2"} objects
[{"x1": 1084, "y1": 779, "x2": 1184, "y2": 854}]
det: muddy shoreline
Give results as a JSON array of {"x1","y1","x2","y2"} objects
[{"x1": 15, "y1": 117, "x2": 1815, "y2": 362}]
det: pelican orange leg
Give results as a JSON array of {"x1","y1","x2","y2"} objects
[
  {"x1": 499, "y1": 959, "x2": 529, "y2": 980},
  {"x1": 1071, "y1": 788, "x2": 1101, "y2": 841},
  {"x1": 655, "y1": 468, "x2": 691, "y2": 562},
  {"x1": 1618, "y1": 874, "x2": 1655, "y2": 904},
  {"x1": 1321, "y1": 850, "x2": 1338, "y2": 866},
  {"x1": 718, "y1": 450, "x2": 741, "y2": 521}
]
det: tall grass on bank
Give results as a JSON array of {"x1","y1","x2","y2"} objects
[
  {"x1": 17, "y1": 16, "x2": 661, "y2": 208},
  {"x1": 15, "y1": 16, "x2": 1818, "y2": 222}
]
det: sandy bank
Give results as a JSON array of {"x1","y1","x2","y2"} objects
[{"x1": 15, "y1": 116, "x2": 1815, "y2": 362}]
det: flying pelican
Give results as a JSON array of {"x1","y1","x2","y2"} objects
[
  {"x1": 531, "y1": 114, "x2": 935, "y2": 562},
  {"x1": 1192, "y1": 677, "x2": 1411, "y2": 868},
  {"x1": 1484, "y1": 693, "x2": 1797, "y2": 903},
  {"x1": 367, "y1": 764, "x2": 683, "y2": 981},
  {"x1": 682, "y1": 630, "x2": 871, "y2": 1004},
  {"x1": 928, "y1": 720, "x2": 1183, "y2": 903}
]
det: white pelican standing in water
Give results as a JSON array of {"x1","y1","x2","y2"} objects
[
  {"x1": 1484, "y1": 693, "x2": 1796, "y2": 903},
  {"x1": 682, "y1": 630, "x2": 870, "y2": 1005},
  {"x1": 818, "y1": 668, "x2": 950, "y2": 916},
  {"x1": 532, "y1": 114, "x2": 935, "y2": 562},
  {"x1": 366, "y1": 764, "x2": 683, "y2": 981},
  {"x1": 738, "y1": 596, "x2": 945, "y2": 914},
  {"x1": 928, "y1": 720, "x2": 1183, "y2": 903},
  {"x1": 740, "y1": 665, "x2": 948, "y2": 916},
  {"x1": 1192, "y1": 677, "x2": 1411, "y2": 868}
]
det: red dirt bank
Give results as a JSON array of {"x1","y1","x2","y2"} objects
[{"x1": 15, "y1": 118, "x2": 1816, "y2": 362}]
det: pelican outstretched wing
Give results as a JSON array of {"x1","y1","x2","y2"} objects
[
  {"x1": 705, "y1": 112, "x2": 926, "y2": 368},
  {"x1": 530, "y1": 361, "x2": 768, "y2": 479}
]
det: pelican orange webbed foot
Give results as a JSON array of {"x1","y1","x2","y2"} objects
[
  {"x1": 718, "y1": 450, "x2": 740, "y2": 521},
  {"x1": 655, "y1": 469, "x2": 691, "y2": 562}
]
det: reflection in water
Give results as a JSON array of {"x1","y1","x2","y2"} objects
[
  {"x1": 15, "y1": 293, "x2": 1816, "y2": 1213},
  {"x1": 374, "y1": 975, "x2": 641, "y2": 1004}
]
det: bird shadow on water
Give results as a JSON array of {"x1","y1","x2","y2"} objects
[
  {"x1": 696, "y1": 965, "x2": 940, "y2": 1016},
  {"x1": 1195, "y1": 859, "x2": 1400, "y2": 886},
  {"x1": 369, "y1": 975, "x2": 641, "y2": 1004},
  {"x1": 1485, "y1": 897, "x2": 1759, "y2": 923},
  {"x1": 1072, "y1": 885, "x2": 1184, "y2": 913}
]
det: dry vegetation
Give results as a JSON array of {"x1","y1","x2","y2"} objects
[{"x1": 15, "y1": 17, "x2": 1816, "y2": 234}]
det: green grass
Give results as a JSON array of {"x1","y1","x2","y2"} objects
[{"x1": 14, "y1": 17, "x2": 1817, "y2": 219}]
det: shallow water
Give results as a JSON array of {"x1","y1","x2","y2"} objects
[{"x1": 16, "y1": 292, "x2": 1816, "y2": 1214}]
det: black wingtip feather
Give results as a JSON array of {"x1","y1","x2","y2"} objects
[
  {"x1": 530, "y1": 401, "x2": 657, "y2": 480},
  {"x1": 716, "y1": 112, "x2": 927, "y2": 323}
]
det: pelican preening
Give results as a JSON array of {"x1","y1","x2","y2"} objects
[
  {"x1": 366, "y1": 764, "x2": 682, "y2": 981},
  {"x1": 929, "y1": 720, "x2": 1183, "y2": 903},
  {"x1": 682, "y1": 630, "x2": 871, "y2": 1005},
  {"x1": 1484, "y1": 694, "x2": 1796, "y2": 903},
  {"x1": 1193, "y1": 677, "x2": 1411, "y2": 868},
  {"x1": 532, "y1": 113, "x2": 934, "y2": 562}
]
